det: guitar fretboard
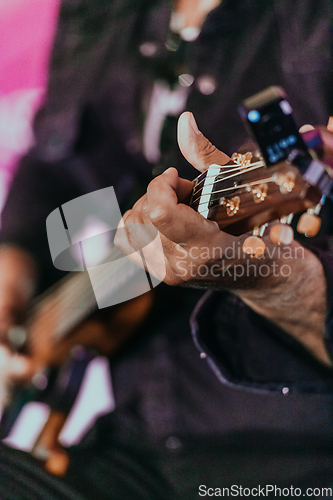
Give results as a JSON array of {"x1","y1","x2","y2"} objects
[{"x1": 27, "y1": 247, "x2": 140, "y2": 342}]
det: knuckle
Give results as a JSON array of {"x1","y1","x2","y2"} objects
[
  {"x1": 121, "y1": 210, "x2": 132, "y2": 223},
  {"x1": 149, "y1": 206, "x2": 172, "y2": 226},
  {"x1": 122, "y1": 209, "x2": 141, "y2": 226},
  {"x1": 148, "y1": 176, "x2": 161, "y2": 189},
  {"x1": 141, "y1": 201, "x2": 150, "y2": 219},
  {"x1": 201, "y1": 139, "x2": 217, "y2": 159},
  {"x1": 132, "y1": 194, "x2": 147, "y2": 211},
  {"x1": 147, "y1": 177, "x2": 160, "y2": 196}
]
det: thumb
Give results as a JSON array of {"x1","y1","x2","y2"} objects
[{"x1": 177, "y1": 111, "x2": 231, "y2": 172}]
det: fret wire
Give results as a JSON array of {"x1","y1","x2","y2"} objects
[{"x1": 190, "y1": 177, "x2": 206, "y2": 199}]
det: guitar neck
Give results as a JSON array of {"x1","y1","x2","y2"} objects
[
  {"x1": 27, "y1": 246, "x2": 137, "y2": 344},
  {"x1": 189, "y1": 152, "x2": 329, "y2": 236}
]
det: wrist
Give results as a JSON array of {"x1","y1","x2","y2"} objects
[{"x1": 235, "y1": 246, "x2": 331, "y2": 365}]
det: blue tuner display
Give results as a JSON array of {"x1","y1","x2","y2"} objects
[
  {"x1": 240, "y1": 92, "x2": 311, "y2": 167},
  {"x1": 248, "y1": 110, "x2": 261, "y2": 123}
]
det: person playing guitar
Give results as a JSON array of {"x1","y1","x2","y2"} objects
[{"x1": 0, "y1": 1, "x2": 333, "y2": 499}]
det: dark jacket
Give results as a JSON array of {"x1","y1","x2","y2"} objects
[{"x1": 1, "y1": 0, "x2": 333, "y2": 472}]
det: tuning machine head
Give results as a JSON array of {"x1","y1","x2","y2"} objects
[
  {"x1": 297, "y1": 197, "x2": 324, "y2": 237},
  {"x1": 269, "y1": 214, "x2": 294, "y2": 245},
  {"x1": 242, "y1": 225, "x2": 267, "y2": 257}
]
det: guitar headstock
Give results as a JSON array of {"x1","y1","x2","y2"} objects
[{"x1": 189, "y1": 150, "x2": 333, "y2": 255}]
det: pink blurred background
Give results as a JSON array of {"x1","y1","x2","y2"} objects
[
  {"x1": 1, "y1": 0, "x2": 115, "y2": 450},
  {"x1": 0, "y1": 0, "x2": 59, "y2": 202}
]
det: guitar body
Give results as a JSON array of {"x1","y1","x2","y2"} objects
[
  {"x1": 28, "y1": 289, "x2": 154, "y2": 369},
  {"x1": 1, "y1": 289, "x2": 154, "y2": 475}
]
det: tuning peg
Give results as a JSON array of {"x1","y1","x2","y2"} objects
[
  {"x1": 242, "y1": 226, "x2": 266, "y2": 257},
  {"x1": 270, "y1": 224, "x2": 294, "y2": 245},
  {"x1": 297, "y1": 198, "x2": 324, "y2": 237},
  {"x1": 242, "y1": 236, "x2": 266, "y2": 257},
  {"x1": 297, "y1": 212, "x2": 321, "y2": 237},
  {"x1": 269, "y1": 215, "x2": 294, "y2": 245}
]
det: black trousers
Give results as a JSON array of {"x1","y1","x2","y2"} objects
[
  {"x1": 1, "y1": 435, "x2": 332, "y2": 500},
  {"x1": 0, "y1": 441, "x2": 174, "y2": 500}
]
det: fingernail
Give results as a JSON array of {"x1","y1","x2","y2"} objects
[
  {"x1": 189, "y1": 113, "x2": 201, "y2": 135},
  {"x1": 299, "y1": 124, "x2": 315, "y2": 133}
]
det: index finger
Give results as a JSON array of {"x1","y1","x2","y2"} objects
[{"x1": 147, "y1": 168, "x2": 221, "y2": 244}]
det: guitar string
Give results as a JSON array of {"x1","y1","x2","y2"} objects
[
  {"x1": 191, "y1": 164, "x2": 255, "y2": 193},
  {"x1": 190, "y1": 162, "x2": 265, "y2": 206},
  {"x1": 53, "y1": 259, "x2": 137, "y2": 342},
  {"x1": 196, "y1": 177, "x2": 275, "y2": 206},
  {"x1": 30, "y1": 246, "x2": 125, "y2": 319},
  {"x1": 30, "y1": 245, "x2": 124, "y2": 315},
  {"x1": 27, "y1": 263, "x2": 127, "y2": 341},
  {"x1": 27, "y1": 246, "x2": 128, "y2": 335},
  {"x1": 190, "y1": 162, "x2": 249, "y2": 193},
  {"x1": 28, "y1": 270, "x2": 109, "y2": 335},
  {"x1": 194, "y1": 162, "x2": 265, "y2": 191},
  {"x1": 2, "y1": 251, "x2": 128, "y2": 404},
  {"x1": 190, "y1": 162, "x2": 265, "y2": 202}
]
